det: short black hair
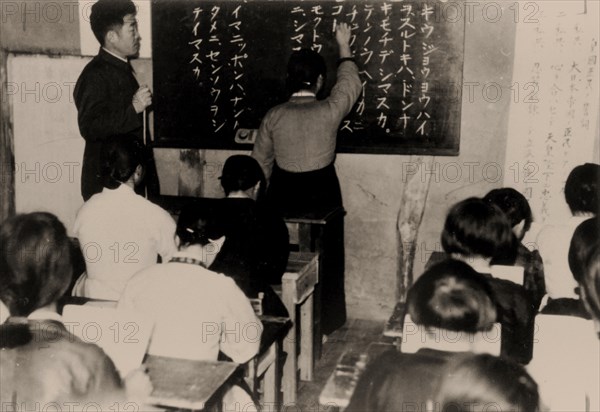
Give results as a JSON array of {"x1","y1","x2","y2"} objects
[
  {"x1": 90, "y1": 0, "x2": 137, "y2": 45},
  {"x1": 569, "y1": 217, "x2": 600, "y2": 283},
  {"x1": 442, "y1": 197, "x2": 516, "y2": 260},
  {"x1": 286, "y1": 48, "x2": 326, "y2": 94},
  {"x1": 484, "y1": 188, "x2": 532, "y2": 234},
  {"x1": 407, "y1": 260, "x2": 497, "y2": 333},
  {"x1": 176, "y1": 204, "x2": 224, "y2": 248},
  {"x1": 565, "y1": 163, "x2": 600, "y2": 215},
  {"x1": 220, "y1": 155, "x2": 265, "y2": 196},
  {"x1": 0, "y1": 213, "x2": 72, "y2": 317},
  {"x1": 100, "y1": 135, "x2": 145, "y2": 189}
]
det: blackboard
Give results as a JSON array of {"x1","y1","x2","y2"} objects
[{"x1": 151, "y1": 0, "x2": 465, "y2": 155}]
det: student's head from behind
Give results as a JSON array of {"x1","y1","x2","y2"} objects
[
  {"x1": 579, "y1": 247, "x2": 600, "y2": 323},
  {"x1": 90, "y1": 0, "x2": 140, "y2": 58},
  {"x1": 565, "y1": 163, "x2": 600, "y2": 216},
  {"x1": 407, "y1": 260, "x2": 497, "y2": 333},
  {"x1": 442, "y1": 197, "x2": 516, "y2": 261},
  {"x1": 286, "y1": 48, "x2": 327, "y2": 95},
  {"x1": 568, "y1": 217, "x2": 600, "y2": 285},
  {"x1": 0, "y1": 213, "x2": 72, "y2": 317},
  {"x1": 220, "y1": 155, "x2": 266, "y2": 200},
  {"x1": 436, "y1": 353, "x2": 540, "y2": 412},
  {"x1": 101, "y1": 135, "x2": 145, "y2": 190},
  {"x1": 176, "y1": 204, "x2": 226, "y2": 267},
  {"x1": 484, "y1": 188, "x2": 532, "y2": 241}
]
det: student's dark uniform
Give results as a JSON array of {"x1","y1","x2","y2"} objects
[
  {"x1": 210, "y1": 197, "x2": 290, "y2": 317},
  {"x1": 74, "y1": 48, "x2": 158, "y2": 201}
]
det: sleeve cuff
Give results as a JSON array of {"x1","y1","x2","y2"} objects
[{"x1": 337, "y1": 57, "x2": 356, "y2": 67}]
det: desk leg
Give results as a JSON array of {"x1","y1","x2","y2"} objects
[
  {"x1": 263, "y1": 341, "x2": 281, "y2": 411},
  {"x1": 299, "y1": 293, "x2": 314, "y2": 381},
  {"x1": 282, "y1": 285, "x2": 297, "y2": 405}
]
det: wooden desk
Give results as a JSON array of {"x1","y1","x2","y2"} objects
[
  {"x1": 319, "y1": 342, "x2": 393, "y2": 411},
  {"x1": 146, "y1": 355, "x2": 240, "y2": 411},
  {"x1": 248, "y1": 316, "x2": 292, "y2": 410},
  {"x1": 283, "y1": 206, "x2": 346, "y2": 358},
  {"x1": 278, "y1": 252, "x2": 319, "y2": 404}
]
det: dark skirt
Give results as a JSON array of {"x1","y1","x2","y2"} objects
[
  {"x1": 268, "y1": 162, "x2": 346, "y2": 334},
  {"x1": 267, "y1": 163, "x2": 342, "y2": 213}
]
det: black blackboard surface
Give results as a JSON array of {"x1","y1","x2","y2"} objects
[{"x1": 152, "y1": 0, "x2": 465, "y2": 155}]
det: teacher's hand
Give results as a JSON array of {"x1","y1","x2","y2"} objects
[
  {"x1": 336, "y1": 22, "x2": 352, "y2": 46},
  {"x1": 335, "y1": 22, "x2": 352, "y2": 58},
  {"x1": 133, "y1": 85, "x2": 152, "y2": 113}
]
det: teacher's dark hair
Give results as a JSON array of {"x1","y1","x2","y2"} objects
[
  {"x1": 0, "y1": 213, "x2": 72, "y2": 317},
  {"x1": 101, "y1": 135, "x2": 145, "y2": 189},
  {"x1": 90, "y1": 0, "x2": 137, "y2": 46},
  {"x1": 286, "y1": 48, "x2": 327, "y2": 94}
]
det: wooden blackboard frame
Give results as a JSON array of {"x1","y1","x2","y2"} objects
[{"x1": 151, "y1": 0, "x2": 465, "y2": 156}]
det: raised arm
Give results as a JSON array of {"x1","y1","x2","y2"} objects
[{"x1": 329, "y1": 22, "x2": 362, "y2": 119}]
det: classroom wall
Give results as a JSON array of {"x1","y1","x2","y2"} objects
[{"x1": 1, "y1": 2, "x2": 517, "y2": 320}]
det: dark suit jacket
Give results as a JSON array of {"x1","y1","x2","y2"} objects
[{"x1": 74, "y1": 49, "x2": 159, "y2": 200}]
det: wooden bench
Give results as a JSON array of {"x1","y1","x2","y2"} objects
[{"x1": 276, "y1": 251, "x2": 319, "y2": 404}]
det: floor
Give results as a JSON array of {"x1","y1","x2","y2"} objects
[{"x1": 294, "y1": 318, "x2": 386, "y2": 412}]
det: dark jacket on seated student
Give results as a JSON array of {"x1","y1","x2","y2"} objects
[
  {"x1": 209, "y1": 155, "x2": 289, "y2": 317},
  {"x1": 484, "y1": 188, "x2": 546, "y2": 309},
  {"x1": 442, "y1": 197, "x2": 536, "y2": 364},
  {"x1": 346, "y1": 260, "x2": 499, "y2": 412}
]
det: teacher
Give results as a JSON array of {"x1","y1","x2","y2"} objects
[
  {"x1": 252, "y1": 22, "x2": 361, "y2": 214},
  {"x1": 252, "y1": 22, "x2": 361, "y2": 335}
]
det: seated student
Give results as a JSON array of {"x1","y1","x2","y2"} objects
[
  {"x1": 537, "y1": 163, "x2": 600, "y2": 300},
  {"x1": 211, "y1": 155, "x2": 289, "y2": 316},
  {"x1": 541, "y1": 217, "x2": 599, "y2": 319},
  {"x1": 0, "y1": 212, "x2": 150, "y2": 405},
  {"x1": 442, "y1": 197, "x2": 535, "y2": 364},
  {"x1": 73, "y1": 135, "x2": 177, "y2": 300},
  {"x1": 435, "y1": 353, "x2": 541, "y2": 412},
  {"x1": 528, "y1": 236, "x2": 600, "y2": 412},
  {"x1": 346, "y1": 260, "x2": 498, "y2": 412},
  {"x1": 118, "y1": 205, "x2": 262, "y2": 363},
  {"x1": 484, "y1": 188, "x2": 545, "y2": 308}
]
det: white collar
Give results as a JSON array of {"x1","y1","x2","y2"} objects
[
  {"x1": 102, "y1": 47, "x2": 129, "y2": 64},
  {"x1": 28, "y1": 308, "x2": 63, "y2": 323},
  {"x1": 227, "y1": 192, "x2": 251, "y2": 199},
  {"x1": 292, "y1": 90, "x2": 316, "y2": 97}
]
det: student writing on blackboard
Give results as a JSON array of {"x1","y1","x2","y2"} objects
[
  {"x1": 251, "y1": 22, "x2": 361, "y2": 213},
  {"x1": 74, "y1": 0, "x2": 159, "y2": 201}
]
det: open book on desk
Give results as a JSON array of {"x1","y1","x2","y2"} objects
[{"x1": 62, "y1": 304, "x2": 154, "y2": 378}]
